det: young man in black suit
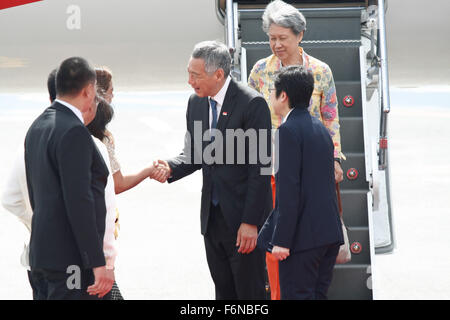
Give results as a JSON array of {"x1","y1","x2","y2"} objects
[
  {"x1": 258, "y1": 65, "x2": 344, "y2": 300},
  {"x1": 24, "y1": 57, "x2": 114, "y2": 300},
  {"x1": 154, "y1": 41, "x2": 273, "y2": 299}
]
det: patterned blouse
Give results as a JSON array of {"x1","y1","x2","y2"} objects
[
  {"x1": 103, "y1": 130, "x2": 121, "y2": 239},
  {"x1": 248, "y1": 47, "x2": 344, "y2": 160},
  {"x1": 103, "y1": 130, "x2": 121, "y2": 174}
]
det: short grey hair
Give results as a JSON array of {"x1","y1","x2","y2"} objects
[
  {"x1": 192, "y1": 41, "x2": 231, "y2": 76},
  {"x1": 262, "y1": 0, "x2": 306, "y2": 35}
]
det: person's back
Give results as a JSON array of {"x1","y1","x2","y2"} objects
[
  {"x1": 278, "y1": 108, "x2": 341, "y2": 252},
  {"x1": 24, "y1": 56, "x2": 113, "y2": 300},
  {"x1": 25, "y1": 104, "x2": 106, "y2": 270},
  {"x1": 258, "y1": 65, "x2": 343, "y2": 300}
]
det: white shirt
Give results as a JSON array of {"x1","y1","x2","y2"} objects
[
  {"x1": 1, "y1": 139, "x2": 118, "y2": 269},
  {"x1": 55, "y1": 98, "x2": 84, "y2": 124},
  {"x1": 93, "y1": 138, "x2": 118, "y2": 268},
  {"x1": 209, "y1": 76, "x2": 232, "y2": 129},
  {"x1": 1, "y1": 146, "x2": 33, "y2": 269},
  {"x1": 282, "y1": 108, "x2": 294, "y2": 124}
]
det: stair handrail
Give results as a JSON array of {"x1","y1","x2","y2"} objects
[
  {"x1": 225, "y1": 0, "x2": 236, "y2": 50},
  {"x1": 216, "y1": 0, "x2": 225, "y2": 25},
  {"x1": 377, "y1": 0, "x2": 390, "y2": 170}
]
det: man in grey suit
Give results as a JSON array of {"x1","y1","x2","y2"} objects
[{"x1": 155, "y1": 41, "x2": 273, "y2": 299}]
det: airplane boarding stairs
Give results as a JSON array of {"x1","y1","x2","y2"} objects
[{"x1": 218, "y1": 0, "x2": 395, "y2": 300}]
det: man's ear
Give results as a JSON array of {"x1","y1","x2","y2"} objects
[
  {"x1": 81, "y1": 83, "x2": 90, "y2": 98},
  {"x1": 84, "y1": 82, "x2": 96, "y2": 100},
  {"x1": 280, "y1": 91, "x2": 289, "y2": 103},
  {"x1": 215, "y1": 68, "x2": 225, "y2": 81}
]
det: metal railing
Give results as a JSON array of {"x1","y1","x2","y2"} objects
[
  {"x1": 216, "y1": 0, "x2": 225, "y2": 25},
  {"x1": 377, "y1": 0, "x2": 390, "y2": 170},
  {"x1": 225, "y1": 0, "x2": 236, "y2": 51},
  {"x1": 223, "y1": 0, "x2": 244, "y2": 81}
]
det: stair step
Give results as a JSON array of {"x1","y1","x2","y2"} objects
[
  {"x1": 336, "y1": 81, "x2": 362, "y2": 117},
  {"x1": 301, "y1": 45, "x2": 361, "y2": 82},
  {"x1": 340, "y1": 189, "x2": 369, "y2": 226},
  {"x1": 243, "y1": 45, "x2": 362, "y2": 82},
  {"x1": 239, "y1": 7, "x2": 362, "y2": 43},
  {"x1": 339, "y1": 153, "x2": 369, "y2": 191},
  {"x1": 340, "y1": 117, "x2": 365, "y2": 153},
  {"x1": 328, "y1": 264, "x2": 373, "y2": 300},
  {"x1": 346, "y1": 227, "x2": 371, "y2": 264}
]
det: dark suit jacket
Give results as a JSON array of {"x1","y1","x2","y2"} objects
[
  {"x1": 25, "y1": 102, "x2": 109, "y2": 271},
  {"x1": 258, "y1": 107, "x2": 344, "y2": 253},
  {"x1": 168, "y1": 79, "x2": 273, "y2": 235}
]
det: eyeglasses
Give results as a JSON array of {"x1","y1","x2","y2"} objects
[{"x1": 268, "y1": 87, "x2": 275, "y2": 93}]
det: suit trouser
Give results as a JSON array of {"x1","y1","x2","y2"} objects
[
  {"x1": 279, "y1": 243, "x2": 340, "y2": 300},
  {"x1": 266, "y1": 175, "x2": 281, "y2": 300},
  {"x1": 204, "y1": 203, "x2": 266, "y2": 300},
  {"x1": 27, "y1": 270, "x2": 47, "y2": 300},
  {"x1": 30, "y1": 268, "x2": 111, "y2": 300}
]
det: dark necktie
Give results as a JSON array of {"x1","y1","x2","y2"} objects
[
  {"x1": 210, "y1": 98, "x2": 218, "y2": 132},
  {"x1": 209, "y1": 98, "x2": 219, "y2": 206}
]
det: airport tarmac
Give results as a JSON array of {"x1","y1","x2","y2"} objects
[{"x1": 0, "y1": 88, "x2": 449, "y2": 300}]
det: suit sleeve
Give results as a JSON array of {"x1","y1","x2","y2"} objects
[
  {"x1": 271, "y1": 125, "x2": 302, "y2": 249},
  {"x1": 241, "y1": 96, "x2": 272, "y2": 226},
  {"x1": 167, "y1": 97, "x2": 202, "y2": 182},
  {"x1": 57, "y1": 126, "x2": 105, "y2": 269}
]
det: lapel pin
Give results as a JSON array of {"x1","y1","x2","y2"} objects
[{"x1": 222, "y1": 112, "x2": 228, "y2": 116}]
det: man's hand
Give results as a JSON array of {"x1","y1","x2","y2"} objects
[
  {"x1": 271, "y1": 246, "x2": 290, "y2": 261},
  {"x1": 335, "y1": 161, "x2": 344, "y2": 183},
  {"x1": 151, "y1": 160, "x2": 171, "y2": 183},
  {"x1": 236, "y1": 223, "x2": 258, "y2": 254},
  {"x1": 87, "y1": 266, "x2": 114, "y2": 298}
]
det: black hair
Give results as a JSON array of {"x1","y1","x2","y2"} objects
[
  {"x1": 56, "y1": 57, "x2": 96, "y2": 97},
  {"x1": 86, "y1": 97, "x2": 114, "y2": 141},
  {"x1": 274, "y1": 65, "x2": 314, "y2": 109},
  {"x1": 47, "y1": 68, "x2": 57, "y2": 102}
]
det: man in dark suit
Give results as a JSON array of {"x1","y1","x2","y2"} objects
[
  {"x1": 258, "y1": 65, "x2": 344, "y2": 300},
  {"x1": 155, "y1": 41, "x2": 273, "y2": 299},
  {"x1": 24, "y1": 57, "x2": 114, "y2": 300}
]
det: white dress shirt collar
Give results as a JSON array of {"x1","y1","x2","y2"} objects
[
  {"x1": 210, "y1": 76, "x2": 232, "y2": 107},
  {"x1": 55, "y1": 98, "x2": 84, "y2": 124},
  {"x1": 282, "y1": 108, "x2": 294, "y2": 124},
  {"x1": 208, "y1": 76, "x2": 232, "y2": 128}
]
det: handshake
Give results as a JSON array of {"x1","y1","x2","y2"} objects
[{"x1": 149, "y1": 160, "x2": 172, "y2": 183}]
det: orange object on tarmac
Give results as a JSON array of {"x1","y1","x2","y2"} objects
[{"x1": 266, "y1": 175, "x2": 281, "y2": 300}]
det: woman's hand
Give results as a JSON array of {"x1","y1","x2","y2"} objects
[
  {"x1": 335, "y1": 161, "x2": 343, "y2": 183},
  {"x1": 151, "y1": 160, "x2": 171, "y2": 183}
]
